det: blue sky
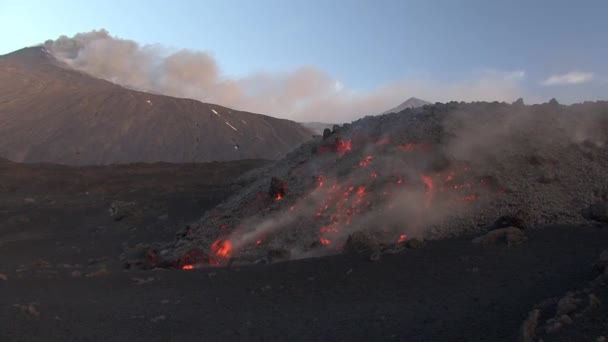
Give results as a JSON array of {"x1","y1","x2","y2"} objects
[{"x1": 1, "y1": 0, "x2": 607, "y2": 120}]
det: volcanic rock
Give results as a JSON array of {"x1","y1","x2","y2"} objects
[
  {"x1": 589, "y1": 293, "x2": 602, "y2": 310},
  {"x1": 594, "y1": 250, "x2": 608, "y2": 276},
  {"x1": 322, "y1": 128, "x2": 332, "y2": 139},
  {"x1": 267, "y1": 248, "x2": 291, "y2": 262},
  {"x1": 472, "y1": 227, "x2": 527, "y2": 246},
  {"x1": 584, "y1": 202, "x2": 608, "y2": 224},
  {"x1": 165, "y1": 100, "x2": 608, "y2": 264},
  {"x1": 520, "y1": 309, "x2": 540, "y2": 342},
  {"x1": 268, "y1": 177, "x2": 288, "y2": 200},
  {"x1": 513, "y1": 98, "x2": 525, "y2": 106},
  {"x1": 556, "y1": 295, "x2": 580, "y2": 316},
  {"x1": 109, "y1": 201, "x2": 137, "y2": 221},
  {"x1": 493, "y1": 210, "x2": 532, "y2": 229},
  {"x1": 344, "y1": 231, "x2": 380, "y2": 257}
]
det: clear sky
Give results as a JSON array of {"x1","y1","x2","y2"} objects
[{"x1": 1, "y1": 0, "x2": 607, "y2": 120}]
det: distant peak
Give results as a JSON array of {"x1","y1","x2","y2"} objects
[{"x1": 381, "y1": 97, "x2": 431, "y2": 114}]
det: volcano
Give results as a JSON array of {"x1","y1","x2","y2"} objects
[
  {"x1": 381, "y1": 97, "x2": 431, "y2": 114},
  {"x1": 160, "y1": 100, "x2": 608, "y2": 267},
  {"x1": 0, "y1": 47, "x2": 313, "y2": 165}
]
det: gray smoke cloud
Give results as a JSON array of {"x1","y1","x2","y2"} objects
[{"x1": 44, "y1": 29, "x2": 530, "y2": 123}]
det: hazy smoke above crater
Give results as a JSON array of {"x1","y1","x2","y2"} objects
[{"x1": 45, "y1": 29, "x2": 529, "y2": 123}]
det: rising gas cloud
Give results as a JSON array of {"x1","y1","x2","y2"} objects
[{"x1": 44, "y1": 29, "x2": 528, "y2": 123}]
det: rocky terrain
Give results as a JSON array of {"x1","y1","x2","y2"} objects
[
  {"x1": 0, "y1": 47, "x2": 312, "y2": 165},
  {"x1": 156, "y1": 100, "x2": 608, "y2": 267},
  {"x1": 1, "y1": 100, "x2": 607, "y2": 341}
]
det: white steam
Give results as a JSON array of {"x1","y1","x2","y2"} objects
[{"x1": 44, "y1": 29, "x2": 529, "y2": 123}]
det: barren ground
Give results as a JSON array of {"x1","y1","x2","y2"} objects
[{"x1": 0, "y1": 159, "x2": 606, "y2": 341}]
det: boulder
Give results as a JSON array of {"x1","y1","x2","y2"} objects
[
  {"x1": 472, "y1": 227, "x2": 527, "y2": 246},
  {"x1": 109, "y1": 201, "x2": 140, "y2": 221},
  {"x1": 344, "y1": 231, "x2": 380, "y2": 257},
  {"x1": 584, "y1": 202, "x2": 608, "y2": 224},
  {"x1": 494, "y1": 210, "x2": 531, "y2": 229}
]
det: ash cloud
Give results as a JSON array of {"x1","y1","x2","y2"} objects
[{"x1": 44, "y1": 29, "x2": 529, "y2": 123}]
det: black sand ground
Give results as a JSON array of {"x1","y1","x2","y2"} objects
[{"x1": 0, "y1": 160, "x2": 606, "y2": 341}]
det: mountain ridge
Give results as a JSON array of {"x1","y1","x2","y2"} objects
[{"x1": 0, "y1": 46, "x2": 313, "y2": 165}]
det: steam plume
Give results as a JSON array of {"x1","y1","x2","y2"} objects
[{"x1": 45, "y1": 29, "x2": 528, "y2": 123}]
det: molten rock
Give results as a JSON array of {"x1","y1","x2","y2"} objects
[
  {"x1": 268, "y1": 177, "x2": 288, "y2": 201},
  {"x1": 472, "y1": 227, "x2": 527, "y2": 246}
]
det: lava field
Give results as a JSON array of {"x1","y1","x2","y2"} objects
[{"x1": 153, "y1": 100, "x2": 608, "y2": 268}]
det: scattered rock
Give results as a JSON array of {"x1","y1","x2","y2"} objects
[
  {"x1": 109, "y1": 201, "x2": 139, "y2": 221},
  {"x1": 85, "y1": 267, "x2": 110, "y2": 278},
  {"x1": 594, "y1": 250, "x2": 608, "y2": 276},
  {"x1": 132, "y1": 277, "x2": 155, "y2": 285},
  {"x1": 34, "y1": 259, "x2": 52, "y2": 269},
  {"x1": 584, "y1": 202, "x2": 608, "y2": 224},
  {"x1": 494, "y1": 210, "x2": 531, "y2": 229},
  {"x1": 520, "y1": 309, "x2": 540, "y2": 342},
  {"x1": 472, "y1": 227, "x2": 527, "y2": 246},
  {"x1": 559, "y1": 314, "x2": 573, "y2": 325},
  {"x1": 556, "y1": 295, "x2": 580, "y2": 316},
  {"x1": 369, "y1": 250, "x2": 381, "y2": 262},
  {"x1": 0, "y1": 273, "x2": 7, "y2": 280},
  {"x1": 14, "y1": 304, "x2": 39, "y2": 317},
  {"x1": 589, "y1": 293, "x2": 601, "y2": 310},
  {"x1": 545, "y1": 321, "x2": 562, "y2": 334},
  {"x1": 150, "y1": 315, "x2": 166, "y2": 323}
]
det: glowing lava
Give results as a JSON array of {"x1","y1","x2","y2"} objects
[
  {"x1": 274, "y1": 193, "x2": 283, "y2": 201},
  {"x1": 211, "y1": 239, "x2": 233, "y2": 258},
  {"x1": 359, "y1": 156, "x2": 373, "y2": 167},
  {"x1": 182, "y1": 265, "x2": 194, "y2": 270},
  {"x1": 335, "y1": 138, "x2": 352, "y2": 155},
  {"x1": 397, "y1": 234, "x2": 408, "y2": 243}
]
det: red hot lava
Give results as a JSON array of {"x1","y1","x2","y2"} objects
[{"x1": 211, "y1": 239, "x2": 233, "y2": 258}]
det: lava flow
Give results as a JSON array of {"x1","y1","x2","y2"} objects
[{"x1": 211, "y1": 239, "x2": 233, "y2": 258}]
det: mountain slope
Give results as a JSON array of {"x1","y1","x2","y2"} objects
[
  {"x1": 0, "y1": 47, "x2": 313, "y2": 165},
  {"x1": 381, "y1": 97, "x2": 431, "y2": 114}
]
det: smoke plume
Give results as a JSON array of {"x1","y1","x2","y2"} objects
[{"x1": 44, "y1": 29, "x2": 528, "y2": 123}]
